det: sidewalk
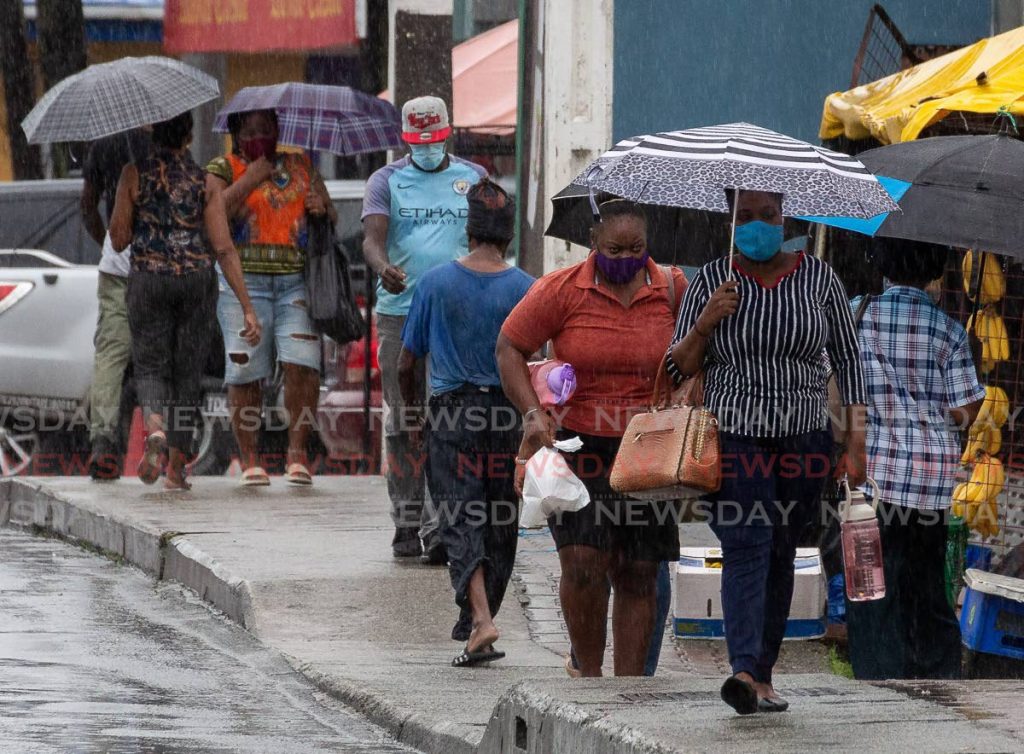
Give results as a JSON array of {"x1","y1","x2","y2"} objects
[{"x1": 2, "y1": 476, "x2": 1022, "y2": 753}]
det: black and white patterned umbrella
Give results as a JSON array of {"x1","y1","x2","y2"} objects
[
  {"x1": 573, "y1": 122, "x2": 897, "y2": 219},
  {"x1": 22, "y1": 56, "x2": 219, "y2": 144}
]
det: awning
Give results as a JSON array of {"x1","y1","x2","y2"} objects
[
  {"x1": 381, "y1": 19, "x2": 517, "y2": 133},
  {"x1": 451, "y1": 19, "x2": 516, "y2": 132},
  {"x1": 820, "y1": 25, "x2": 1024, "y2": 144},
  {"x1": 163, "y1": 0, "x2": 358, "y2": 54}
]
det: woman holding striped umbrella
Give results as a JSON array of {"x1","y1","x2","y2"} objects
[{"x1": 668, "y1": 188, "x2": 867, "y2": 714}]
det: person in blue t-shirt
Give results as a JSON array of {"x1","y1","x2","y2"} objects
[
  {"x1": 362, "y1": 96, "x2": 487, "y2": 560},
  {"x1": 398, "y1": 179, "x2": 533, "y2": 667}
]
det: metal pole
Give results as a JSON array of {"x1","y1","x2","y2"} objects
[
  {"x1": 363, "y1": 267, "x2": 374, "y2": 472},
  {"x1": 512, "y1": 0, "x2": 528, "y2": 267}
]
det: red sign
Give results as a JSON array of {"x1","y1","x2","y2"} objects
[{"x1": 163, "y1": 0, "x2": 358, "y2": 54}]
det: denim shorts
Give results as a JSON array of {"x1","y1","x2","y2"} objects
[{"x1": 217, "y1": 271, "x2": 321, "y2": 384}]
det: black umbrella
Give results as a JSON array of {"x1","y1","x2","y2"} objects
[
  {"x1": 854, "y1": 134, "x2": 1024, "y2": 259},
  {"x1": 546, "y1": 184, "x2": 812, "y2": 266},
  {"x1": 545, "y1": 184, "x2": 732, "y2": 266}
]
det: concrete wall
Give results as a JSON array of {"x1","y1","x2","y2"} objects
[{"x1": 611, "y1": 0, "x2": 993, "y2": 143}]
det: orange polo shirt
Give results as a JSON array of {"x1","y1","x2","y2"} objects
[{"x1": 502, "y1": 255, "x2": 687, "y2": 438}]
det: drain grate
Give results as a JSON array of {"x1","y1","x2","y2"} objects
[{"x1": 618, "y1": 687, "x2": 855, "y2": 704}]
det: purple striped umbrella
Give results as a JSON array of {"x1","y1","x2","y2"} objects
[{"x1": 214, "y1": 83, "x2": 403, "y2": 156}]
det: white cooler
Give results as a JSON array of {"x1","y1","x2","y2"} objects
[{"x1": 673, "y1": 546, "x2": 827, "y2": 639}]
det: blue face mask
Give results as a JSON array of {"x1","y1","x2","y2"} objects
[
  {"x1": 734, "y1": 220, "x2": 784, "y2": 262},
  {"x1": 410, "y1": 143, "x2": 446, "y2": 171}
]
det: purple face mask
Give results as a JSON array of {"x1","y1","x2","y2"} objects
[{"x1": 595, "y1": 250, "x2": 649, "y2": 284}]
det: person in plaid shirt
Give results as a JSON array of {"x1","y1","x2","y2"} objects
[{"x1": 847, "y1": 238, "x2": 984, "y2": 680}]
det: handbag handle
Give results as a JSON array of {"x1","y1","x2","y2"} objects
[{"x1": 651, "y1": 354, "x2": 704, "y2": 410}]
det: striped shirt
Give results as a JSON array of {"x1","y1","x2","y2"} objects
[
  {"x1": 667, "y1": 253, "x2": 865, "y2": 438},
  {"x1": 855, "y1": 286, "x2": 985, "y2": 510}
]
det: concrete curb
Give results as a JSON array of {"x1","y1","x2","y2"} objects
[
  {"x1": 297, "y1": 663, "x2": 480, "y2": 754},
  {"x1": 0, "y1": 479, "x2": 164, "y2": 573},
  {"x1": 165, "y1": 538, "x2": 261, "y2": 634},
  {"x1": 0, "y1": 479, "x2": 478, "y2": 754},
  {"x1": 478, "y1": 682, "x2": 674, "y2": 754}
]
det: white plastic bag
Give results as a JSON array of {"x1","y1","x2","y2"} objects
[{"x1": 521, "y1": 437, "x2": 590, "y2": 528}]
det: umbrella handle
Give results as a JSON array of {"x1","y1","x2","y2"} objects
[{"x1": 727, "y1": 190, "x2": 739, "y2": 281}]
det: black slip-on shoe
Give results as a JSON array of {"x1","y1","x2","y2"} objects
[
  {"x1": 758, "y1": 696, "x2": 790, "y2": 713},
  {"x1": 720, "y1": 676, "x2": 759, "y2": 715}
]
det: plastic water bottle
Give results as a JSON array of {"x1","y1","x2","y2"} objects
[
  {"x1": 840, "y1": 478, "x2": 886, "y2": 602},
  {"x1": 530, "y1": 361, "x2": 577, "y2": 408}
]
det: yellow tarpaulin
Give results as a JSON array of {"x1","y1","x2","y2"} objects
[{"x1": 820, "y1": 25, "x2": 1024, "y2": 144}]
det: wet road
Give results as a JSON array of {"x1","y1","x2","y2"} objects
[{"x1": 0, "y1": 528, "x2": 417, "y2": 753}]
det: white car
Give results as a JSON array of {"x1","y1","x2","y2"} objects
[{"x1": 0, "y1": 249, "x2": 97, "y2": 475}]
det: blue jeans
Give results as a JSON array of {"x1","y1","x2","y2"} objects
[
  {"x1": 706, "y1": 430, "x2": 831, "y2": 683},
  {"x1": 217, "y1": 271, "x2": 321, "y2": 384}
]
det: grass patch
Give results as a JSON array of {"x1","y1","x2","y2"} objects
[{"x1": 827, "y1": 644, "x2": 854, "y2": 679}]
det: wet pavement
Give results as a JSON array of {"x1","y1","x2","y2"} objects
[
  {"x1": 8, "y1": 477, "x2": 1024, "y2": 753},
  {"x1": 0, "y1": 528, "x2": 417, "y2": 754}
]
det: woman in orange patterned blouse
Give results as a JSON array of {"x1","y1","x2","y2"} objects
[{"x1": 206, "y1": 109, "x2": 336, "y2": 486}]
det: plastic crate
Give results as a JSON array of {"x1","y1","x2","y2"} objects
[
  {"x1": 965, "y1": 543, "x2": 993, "y2": 572},
  {"x1": 960, "y1": 568, "x2": 1024, "y2": 662},
  {"x1": 673, "y1": 547, "x2": 826, "y2": 640}
]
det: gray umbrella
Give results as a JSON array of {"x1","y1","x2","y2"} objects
[{"x1": 21, "y1": 56, "x2": 219, "y2": 144}]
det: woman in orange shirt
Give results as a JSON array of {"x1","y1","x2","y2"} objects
[
  {"x1": 496, "y1": 199, "x2": 686, "y2": 677},
  {"x1": 206, "y1": 109, "x2": 336, "y2": 485}
]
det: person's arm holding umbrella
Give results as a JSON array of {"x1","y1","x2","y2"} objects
[
  {"x1": 80, "y1": 158, "x2": 106, "y2": 246},
  {"x1": 306, "y1": 172, "x2": 338, "y2": 226},
  {"x1": 667, "y1": 270, "x2": 739, "y2": 379},
  {"x1": 108, "y1": 164, "x2": 138, "y2": 253}
]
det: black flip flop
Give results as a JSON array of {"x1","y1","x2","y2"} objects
[
  {"x1": 720, "y1": 676, "x2": 759, "y2": 715},
  {"x1": 452, "y1": 643, "x2": 505, "y2": 667}
]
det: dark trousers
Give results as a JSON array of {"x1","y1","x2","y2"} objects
[
  {"x1": 126, "y1": 267, "x2": 216, "y2": 453},
  {"x1": 847, "y1": 502, "x2": 962, "y2": 680},
  {"x1": 707, "y1": 430, "x2": 832, "y2": 683},
  {"x1": 644, "y1": 561, "x2": 672, "y2": 676},
  {"x1": 426, "y1": 387, "x2": 521, "y2": 636}
]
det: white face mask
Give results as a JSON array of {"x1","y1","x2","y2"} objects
[{"x1": 410, "y1": 143, "x2": 446, "y2": 171}]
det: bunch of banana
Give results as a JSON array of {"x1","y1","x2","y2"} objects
[
  {"x1": 961, "y1": 423, "x2": 1002, "y2": 463},
  {"x1": 962, "y1": 250, "x2": 1006, "y2": 305},
  {"x1": 974, "y1": 385, "x2": 1011, "y2": 429},
  {"x1": 966, "y1": 307, "x2": 1011, "y2": 372},
  {"x1": 952, "y1": 453, "x2": 1004, "y2": 537}
]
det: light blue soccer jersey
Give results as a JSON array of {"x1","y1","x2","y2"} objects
[{"x1": 362, "y1": 155, "x2": 486, "y2": 316}]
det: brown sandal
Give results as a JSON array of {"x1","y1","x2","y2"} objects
[{"x1": 137, "y1": 432, "x2": 166, "y2": 485}]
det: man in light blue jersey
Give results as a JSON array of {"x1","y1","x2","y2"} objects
[{"x1": 362, "y1": 96, "x2": 487, "y2": 560}]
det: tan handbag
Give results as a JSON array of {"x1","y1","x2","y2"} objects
[{"x1": 609, "y1": 358, "x2": 721, "y2": 500}]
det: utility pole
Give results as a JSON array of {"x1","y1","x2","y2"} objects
[
  {"x1": 389, "y1": 0, "x2": 454, "y2": 118},
  {"x1": 518, "y1": 0, "x2": 614, "y2": 275},
  {"x1": 0, "y1": 0, "x2": 43, "y2": 178},
  {"x1": 36, "y1": 0, "x2": 88, "y2": 176}
]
